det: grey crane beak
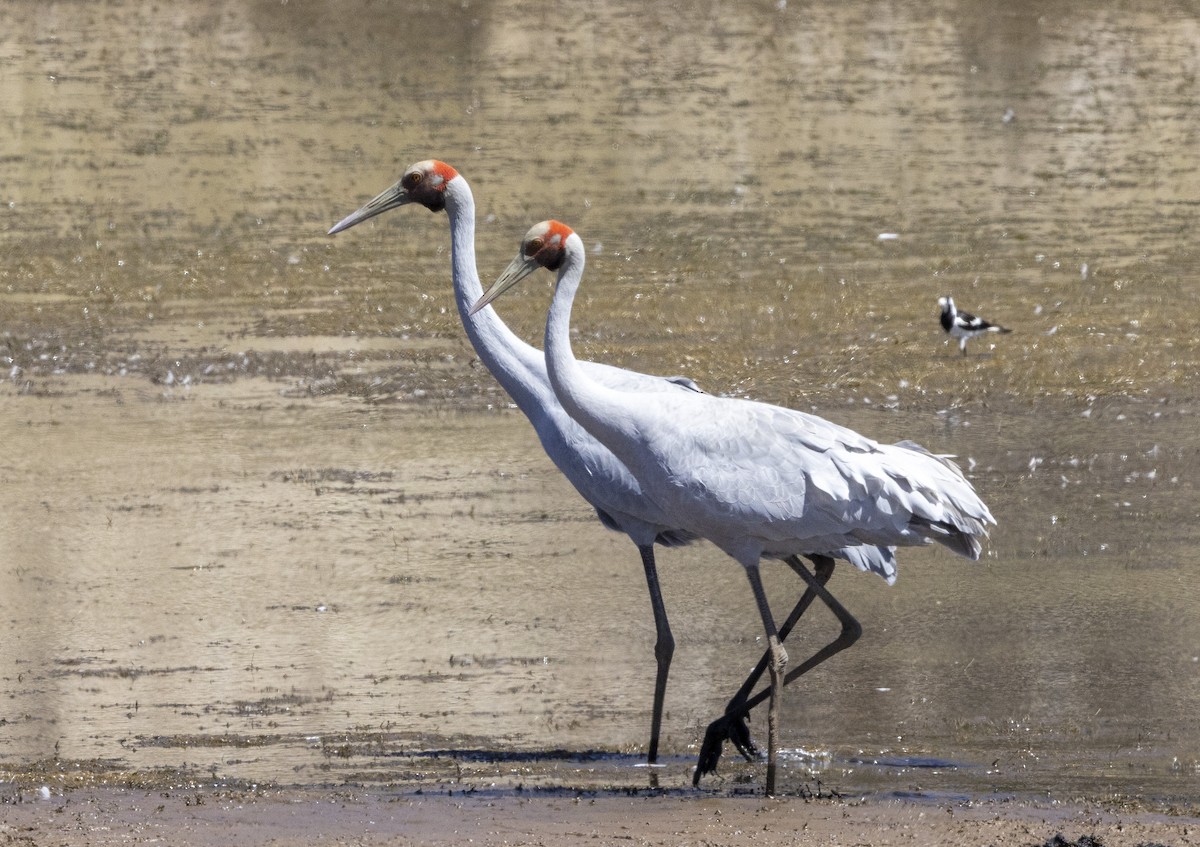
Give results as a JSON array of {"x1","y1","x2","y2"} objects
[
  {"x1": 328, "y1": 180, "x2": 412, "y2": 235},
  {"x1": 469, "y1": 251, "x2": 542, "y2": 315}
]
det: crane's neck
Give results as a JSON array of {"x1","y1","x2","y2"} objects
[
  {"x1": 543, "y1": 238, "x2": 644, "y2": 456},
  {"x1": 442, "y1": 178, "x2": 551, "y2": 413}
]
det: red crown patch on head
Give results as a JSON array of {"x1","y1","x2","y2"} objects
[{"x1": 430, "y1": 160, "x2": 460, "y2": 183}]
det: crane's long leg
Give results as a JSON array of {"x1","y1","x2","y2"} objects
[
  {"x1": 779, "y1": 554, "x2": 862, "y2": 685},
  {"x1": 637, "y1": 544, "x2": 674, "y2": 765},
  {"x1": 742, "y1": 562, "x2": 786, "y2": 796},
  {"x1": 694, "y1": 555, "x2": 861, "y2": 787},
  {"x1": 693, "y1": 557, "x2": 835, "y2": 782}
]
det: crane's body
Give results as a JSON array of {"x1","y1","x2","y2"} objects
[
  {"x1": 565, "y1": 387, "x2": 988, "y2": 567},
  {"x1": 475, "y1": 221, "x2": 995, "y2": 794}
]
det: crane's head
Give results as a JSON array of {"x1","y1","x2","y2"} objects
[
  {"x1": 469, "y1": 220, "x2": 575, "y2": 315},
  {"x1": 328, "y1": 160, "x2": 459, "y2": 234}
]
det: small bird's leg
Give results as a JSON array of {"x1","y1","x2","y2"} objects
[
  {"x1": 693, "y1": 556, "x2": 860, "y2": 787},
  {"x1": 637, "y1": 544, "x2": 674, "y2": 765},
  {"x1": 743, "y1": 562, "x2": 786, "y2": 796},
  {"x1": 694, "y1": 558, "x2": 834, "y2": 781}
]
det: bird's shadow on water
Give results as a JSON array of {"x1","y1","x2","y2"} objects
[
  {"x1": 375, "y1": 748, "x2": 978, "y2": 801},
  {"x1": 837, "y1": 753, "x2": 983, "y2": 805},
  {"x1": 400, "y1": 748, "x2": 631, "y2": 764},
  {"x1": 845, "y1": 754, "x2": 965, "y2": 769},
  {"x1": 379, "y1": 748, "x2": 700, "y2": 797}
]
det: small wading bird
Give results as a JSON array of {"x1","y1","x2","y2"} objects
[
  {"x1": 938, "y1": 295, "x2": 1011, "y2": 354},
  {"x1": 473, "y1": 221, "x2": 995, "y2": 795},
  {"x1": 327, "y1": 161, "x2": 892, "y2": 774}
]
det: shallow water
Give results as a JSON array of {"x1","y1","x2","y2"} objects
[{"x1": 2, "y1": 0, "x2": 1200, "y2": 803}]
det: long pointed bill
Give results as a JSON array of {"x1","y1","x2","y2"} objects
[
  {"x1": 469, "y1": 251, "x2": 542, "y2": 315},
  {"x1": 328, "y1": 181, "x2": 412, "y2": 235}
]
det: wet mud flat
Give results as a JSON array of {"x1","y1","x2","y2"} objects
[
  {"x1": 5, "y1": 290, "x2": 1200, "y2": 834},
  {"x1": 2, "y1": 782, "x2": 1199, "y2": 847},
  {"x1": 5, "y1": 224, "x2": 1200, "y2": 821},
  {"x1": 5, "y1": 0, "x2": 1200, "y2": 839},
  {"x1": 3, "y1": 341, "x2": 1200, "y2": 804}
]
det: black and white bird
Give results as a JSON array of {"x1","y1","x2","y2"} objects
[{"x1": 938, "y1": 296, "x2": 1011, "y2": 354}]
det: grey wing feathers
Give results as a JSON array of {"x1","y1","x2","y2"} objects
[
  {"x1": 882, "y1": 441, "x2": 993, "y2": 559},
  {"x1": 662, "y1": 397, "x2": 993, "y2": 568},
  {"x1": 833, "y1": 545, "x2": 898, "y2": 585}
]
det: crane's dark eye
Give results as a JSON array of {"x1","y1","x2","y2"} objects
[
  {"x1": 526, "y1": 238, "x2": 545, "y2": 256},
  {"x1": 402, "y1": 171, "x2": 423, "y2": 190}
]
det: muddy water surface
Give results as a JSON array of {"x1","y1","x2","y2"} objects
[{"x1": 2, "y1": 0, "x2": 1200, "y2": 804}]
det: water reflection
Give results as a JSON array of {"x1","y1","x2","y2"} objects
[{"x1": 1, "y1": 0, "x2": 1199, "y2": 800}]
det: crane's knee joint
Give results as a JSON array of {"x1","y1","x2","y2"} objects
[{"x1": 655, "y1": 633, "x2": 675, "y2": 663}]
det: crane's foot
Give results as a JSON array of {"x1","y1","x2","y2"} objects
[{"x1": 692, "y1": 711, "x2": 759, "y2": 786}]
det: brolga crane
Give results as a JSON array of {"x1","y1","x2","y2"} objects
[
  {"x1": 328, "y1": 161, "x2": 692, "y2": 765},
  {"x1": 473, "y1": 221, "x2": 995, "y2": 795},
  {"x1": 327, "y1": 162, "x2": 893, "y2": 771}
]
